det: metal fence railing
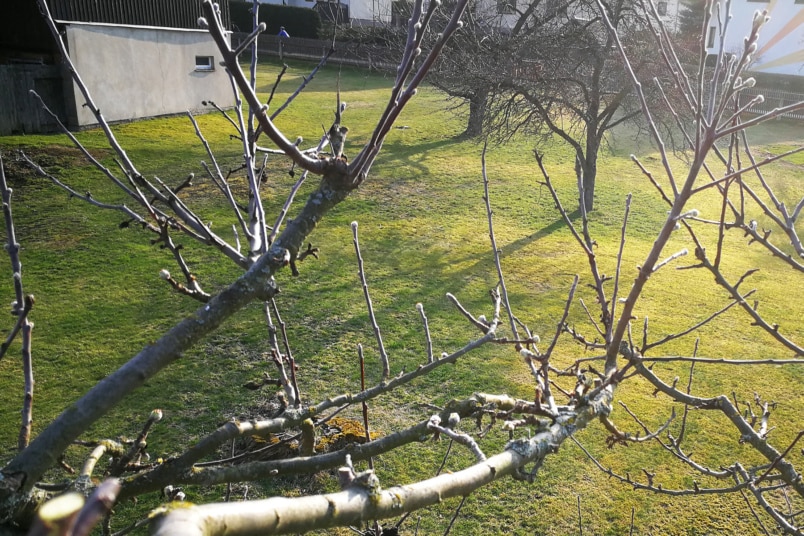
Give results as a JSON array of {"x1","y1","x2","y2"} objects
[
  {"x1": 234, "y1": 34, "x2": 398, "y2": 71},
  {"x1": 738, "y1": 87, "x2": 804, "y2": 120}
]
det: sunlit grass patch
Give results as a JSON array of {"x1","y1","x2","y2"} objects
[{"x1": 0, "y1": 59, "x2": 801, "y2": 534}]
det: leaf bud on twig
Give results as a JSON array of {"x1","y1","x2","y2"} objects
[
  {"x1": 448, "y1": 413, "x2": 460, "y2": 429},
  {"x1": 674, "y1": 209, "x2": 699, "y2": 220},
  {"x1": 520, "y1": 348, "x2": 539, "y2": 361}
]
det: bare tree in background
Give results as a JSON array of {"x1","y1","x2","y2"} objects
[
  {"x1": 0, "y1": 0, "x2": 802, "y2": 535},
  {"x1": 487, "y1": 0, "x2": 670, "y2": 212},
  {"x1": 387, "y1": 0, "x2": 670, "y2": 212}
]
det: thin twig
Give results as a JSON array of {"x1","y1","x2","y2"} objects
[
  {"x1": 416, "y1": 303, "x2": 434, "y2": 363},
  {"x1": 481, "y1": 143, "x2": 519, "y2": 344},
  {"x1": 358, "y1": 344, "x2": 374, "y2": 471},
  {"x1": 351, "y1": 222, "x2": 390, "y2": 379},
  {"x1": 443, "y1": 496, "x2": 467, "y2": 536}
]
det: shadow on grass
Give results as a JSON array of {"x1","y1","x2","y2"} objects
[
  {"x1": 372, "y1": 212, "x2": 580, "y2": 320},
  {"x1": 375, "y1": 136, "x2": 465, "y2": 178},
  {"x1": 499, "y1": 212, "x2": 580, "y2": 257}
]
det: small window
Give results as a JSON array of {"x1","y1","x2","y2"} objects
[
  {"x1": 497, "y1": 0, "x2": 516, "y2": 14},
  {"x1": 657, "y1": 1, "x2": 667, "y2": 15},
  {"x1": 707, "y1": 25, "x2": 716, "y2": 48},
  {"x1": 195, "y1": 55, "x2": 214, "y2": 71}
]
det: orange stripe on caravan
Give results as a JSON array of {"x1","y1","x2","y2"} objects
[
  {"x1": 755, "y1": 7, "x2": 804, "y2": 58},
  {"x1": 753, "y1": 48, "x2": 804, "y2": 70}
]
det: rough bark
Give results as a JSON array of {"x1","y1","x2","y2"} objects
[{"x1": 463, "y1": 88, "x2": 489, "y2": 138}]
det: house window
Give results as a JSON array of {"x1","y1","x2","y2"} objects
[
  {"x1": 497, "y1": 0, "x2": 516, "y2": 13},
  {"x1": 195, "y1": 56, "x2": 214, "y2": 71},
  {"x1": 706, "y1": 26, "x2": 716, "y2": 48},
  {"x1": 657, "y1": 1, "x2": 667, "y2": 15}
]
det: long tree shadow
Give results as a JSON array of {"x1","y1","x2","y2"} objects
[
  {"x1": 374, "y1": 135, "x2": 467, "y2": 178},
  {"x1": 374, "y1": 211, "x2": 582, "y2": 318},
  {"x1": 498, "y1": 211, "x2": 580, "y2": 258}
]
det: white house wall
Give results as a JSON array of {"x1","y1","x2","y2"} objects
[
  {"x1": 346, "y1": 0, "x2": 393, "y2": 24},
  {"x1": 656, "y1": 0, "x2": 682, "y2": 32},
  {"x1": 707, "y1": 0, "x2": 804, "y2": 77},
  {"x1": 258, "y1": 0, "x2": 315, "y2": 8},
  {"x1": 64, "y1": 22, "x2": 232, "y2": 126},
  {"x1": 471, "y1": 0, "x2": 520, "y2": 30}
]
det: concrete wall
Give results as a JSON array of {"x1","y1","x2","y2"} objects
[
  {"x1": 472, "y1": 0, "x2": 521, "y2": 30},
  {"x1": 707, "y1": 0, "x2": 804, "y2": 77},
  {"x1": 259, "y1": 0, "x2": 317, "y2": 8},
  {"x1": 344, "y1": 0, "x2": 393, "y2": 25},
  {"x1": 257, "y1": 0, "x2": 389, "y2": 25},
  {"x1": 656, "y1": 0, "x2": 683, "y2": 33},
  {"x1": 64, "y1": 22, "x2": 232, "y2": 127}
]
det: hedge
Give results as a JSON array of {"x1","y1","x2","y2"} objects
[{"x1": 229, "y1": 1, "x2": 321, "y2": 38}]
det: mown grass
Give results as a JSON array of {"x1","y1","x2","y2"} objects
[{"x1": 0, "y1": 59, "x2": 802, "y2": 534}]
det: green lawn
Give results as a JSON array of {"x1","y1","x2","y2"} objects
[{"x1": 0, "y1": 59, "x2": 802, "y2": 534}]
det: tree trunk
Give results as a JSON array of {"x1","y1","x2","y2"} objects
[
  {"x1": 462, "y1": 88, "x2": 488, "y2": 138},
  {"x1": 582, "y1": 136, "x2": 600, "y2": 213}
]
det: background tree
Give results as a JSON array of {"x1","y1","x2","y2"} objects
[
  {"x1": 351, "y1": 0, "x2": 584, "y2": 139},
  {"x1": 0, "y1": 1, "x2": 802, "y2": 535},
  {"x1": 386, "y1": 0, "x2": 669, "y2": 212},
  {"x1": 425, "y1": 11, "x2": 496, "y2": 139},
  {"x1": 487, "y1": 0, "x2": 666, "y2": 212},
  {"x1": 675, "y1": 0, "x2": 709, "y2": 61},
  {"x1": 677, "y1": 0, "x2": 708, "y2": 38}
]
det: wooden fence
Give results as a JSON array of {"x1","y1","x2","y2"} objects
[{"x1": 0, "y1": 65, "x2": 66, "y2": 135}]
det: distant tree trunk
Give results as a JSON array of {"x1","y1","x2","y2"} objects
[
  {"x1": 574, "y1": 121, "x2": 601, "y2": 214},
  {"x1": 582, "y1": 135, "x2": 600, "y2": 213},
  {"x1": 463, "y1": 88, "x2": 489, "y2": 138}
]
